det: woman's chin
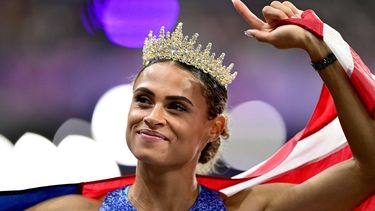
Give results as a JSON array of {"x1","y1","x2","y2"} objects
[{"x1": 132, "y1": 149, "x2": 166, "y2": 166}]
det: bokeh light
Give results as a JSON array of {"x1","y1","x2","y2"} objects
[
  {"x1": 0, "y1": 133, "x2": 120, "y2": 191},
  {"x1": 0, "y1": 135, "x2": 12, "y2": 151},
  {"x1": 82, "y1": 0, "x2": 180, "y2": 48},
  {"x1": 223, "y1": 101, "x2": 286, "y2": 171},
  {"x1": 91, "y1": 84, "x2": 137, "y2": 166}
]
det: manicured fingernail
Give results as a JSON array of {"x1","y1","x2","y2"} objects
[{"x1": 244, "y1": 30, "x2": 253, "y2": 37}]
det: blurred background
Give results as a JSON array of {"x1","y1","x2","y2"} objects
[{"x1": 0, "y1": 0, "x2": 374, "y2": 143}]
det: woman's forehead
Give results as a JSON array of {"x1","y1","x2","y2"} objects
[{"x1": 134, "y1": 62, "x2": 204, "y2": 97}]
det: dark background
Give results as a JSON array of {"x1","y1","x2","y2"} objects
[{"x1": 1, "y1": 0, "x2": 374, "y2": 143}]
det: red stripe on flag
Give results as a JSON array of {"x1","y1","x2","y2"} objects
[
  {"x1": 300, "y1": 86, "x2": 337, "y2": 139},
  {"x1": 82, "y1": 175, "x2": 135, "y2": 199},
  {"x1": 264, "y1": 145, "x2": 352, "y2": 184}
]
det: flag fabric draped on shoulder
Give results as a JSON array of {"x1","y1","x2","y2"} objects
[{"x1": 82, "y1": 9, "x2": 375, "y2": 210}]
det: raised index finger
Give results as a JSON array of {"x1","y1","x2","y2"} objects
[{"x1": 232, "y1": 0, "x2": 265, "y2": 29}]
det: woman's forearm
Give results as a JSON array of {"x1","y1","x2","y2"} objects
[{"x1": 304, "y1": 31, "x2": 375, "y2": 172}]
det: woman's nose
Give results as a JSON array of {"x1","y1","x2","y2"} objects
[{"x1": 144, "y1": 104, "x2": 166, "y2": 129}]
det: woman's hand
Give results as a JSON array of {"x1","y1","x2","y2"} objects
[
  {"x1": 232, "y1": 0, "x2": 315, "y2": 50},
  {"x1": 232, "y1": 0, "x2": 332, "y2": 62}
]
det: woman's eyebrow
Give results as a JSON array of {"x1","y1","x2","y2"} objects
[
  {"x1": 134, "y1": 87, "x2": 194, "y2": 106},
  {"x1": 134, "y1": 87, "x2": 154, "y2": 96},
  {"x1": 166, "y1": 96, "x2": 194, "y2": 107}
]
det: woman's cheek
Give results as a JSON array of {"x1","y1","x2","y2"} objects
[{"x1": 128, "y1": 107, "x2": 146, "y2": 123}]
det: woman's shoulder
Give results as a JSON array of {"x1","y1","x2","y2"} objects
[{"x1": 25, "y1": 194, "x2": 102, "y2": 211}]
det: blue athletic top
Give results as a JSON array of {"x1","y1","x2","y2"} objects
[{"x1": 100, "y1": 185, "x2": 226, "y2": 211}]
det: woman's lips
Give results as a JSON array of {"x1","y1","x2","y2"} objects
[{"x1": 137, "y1": 129, "x2": 168, "y2": 142}]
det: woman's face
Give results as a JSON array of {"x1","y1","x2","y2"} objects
[{"x1": 126, "y1": 61, "x2": 216, "y2": 170}]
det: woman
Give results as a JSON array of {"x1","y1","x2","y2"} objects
[{"x1": 28, "y1": 1, "x2": 375, "y2": 210}]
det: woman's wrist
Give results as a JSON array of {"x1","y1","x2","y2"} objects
[{"x1": 303, "y1": 30, "x2": 331, "y2": 62}]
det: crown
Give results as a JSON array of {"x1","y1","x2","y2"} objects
[{"x1": 142, "y1": 23, "x2": 237, "y2": 87}]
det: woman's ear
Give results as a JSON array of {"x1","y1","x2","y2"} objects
[{"x1": 208, "y1": 114, "x2": 226, "y2": 142}]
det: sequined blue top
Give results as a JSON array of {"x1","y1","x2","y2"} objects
[{"x1": 100, "y1": 185, "x2": 226, "y2": 211}]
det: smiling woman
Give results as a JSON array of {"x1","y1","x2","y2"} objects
[
  {"x1": 131, "y1": 58, "x2": 230, "y2": 173},
  {"x1": 27, "y1": 1, "x2": 375, "y2": 210},
  {"x1": 99, "y1": 22, "x2": 233, "y2": 210},
  {"x1": 115, "y1": 60, "x2": 228, "y2": 210},
  {"x1": 127, "y1": 61, "x2": 223, "y2": 168}
]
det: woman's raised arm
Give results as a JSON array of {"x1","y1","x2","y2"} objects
[{"x1": 229, "y1": 1, "x2": 375, "y2": 210}]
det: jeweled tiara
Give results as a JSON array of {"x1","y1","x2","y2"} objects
[{"x1": 142, "y1": 23, "x2": 237, "y2": 87}]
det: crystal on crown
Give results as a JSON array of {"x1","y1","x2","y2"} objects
[{"x1": 142, "y1": 23, "x2": 237, "y2": 87}]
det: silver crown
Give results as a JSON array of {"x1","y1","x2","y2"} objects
[{"x1": 142, "y1": 23, "x2": 237, "y2": 87}]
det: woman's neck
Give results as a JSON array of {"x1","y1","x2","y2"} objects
[{"x1": 129, "y1": 162, "x2": 199, "y2": 211}]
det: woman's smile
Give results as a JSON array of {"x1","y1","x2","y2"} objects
[{"x1": 136, "y1": 129, "x2": 169, "y2": 142}]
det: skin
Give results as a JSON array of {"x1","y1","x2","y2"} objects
[
  {"x1": 25, "y1": 194, "x2": 102, "y2": 211},
  {"x1": 27, "y1": 1, "x2": 375, "y2": 210}
]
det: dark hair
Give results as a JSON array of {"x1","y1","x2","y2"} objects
[{"x1": 135, "y1": 59, "x2": 230, "y2": 167}]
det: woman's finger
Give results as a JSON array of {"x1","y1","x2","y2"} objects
[
  {"x1": 244, "y1": 29, "x2": 271, "y2": 43},
  {"x1": 270, "y1": 1, "x2": 295, "y2": 18},
  {"x1": 232, "y1": 0, "x2": 265, "y2": 29},
  {"x1": 282, "y1": 1, "x2": 303, "y2": 18},
  {"x1": 262, "y1": 6, "x2": 289, "y2": 24}
]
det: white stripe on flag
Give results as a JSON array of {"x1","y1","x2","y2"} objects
[
  {"x1": 221, "y1": 117, "x2": 347, "y2": 196},
  {"x1": 323, "y1": 23, "x2": 354, "y2": 76}
]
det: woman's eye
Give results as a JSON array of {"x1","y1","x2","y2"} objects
[
  {"x1": 169, "y1": 103, "x2": 187, "y2": 112},
  {"x1": 135, "y1": 95, "x2": 152, "y2": 105}
]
